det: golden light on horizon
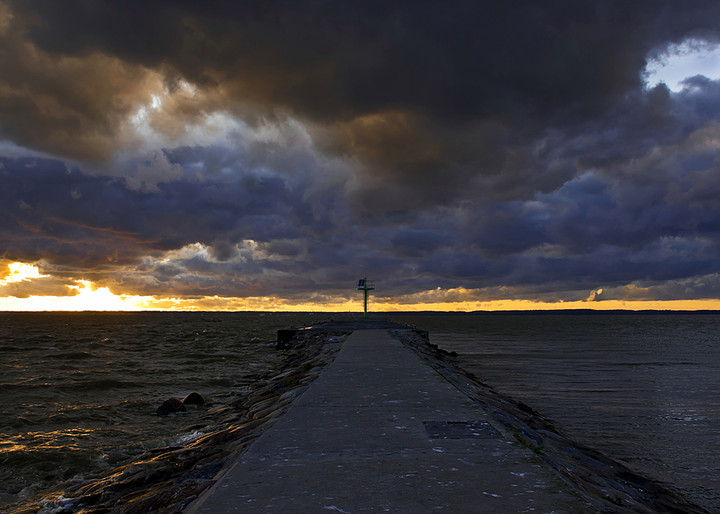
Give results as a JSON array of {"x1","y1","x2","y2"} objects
[
  {"x1": 372, "y1": 297, "x2": 720, "y2": 312},
  {"x1": 2, "y1": 261, "x2": 720, "y2": 312},
  {"x1": 0, "y1": 262, "x2": 48, "y2": 285},
  {"x1": 0, "y1": 278, "x2": 151, "y2": 312}
]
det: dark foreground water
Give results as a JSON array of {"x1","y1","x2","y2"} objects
[
  {"x1": 1, "y1": 312, "x2": 719, "y2": 512},
  {"x1": 0, "y1": 311, "x2": 325, "y2": 509},
  {"x1": 387, "y1": 313, "x2": 720, "y2": 512}
]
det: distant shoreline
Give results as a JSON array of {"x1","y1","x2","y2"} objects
[
  {"x1": 2, "y1": 309, "x2": 720, "y2": 315},
  {"x1": 394, "y1": 308, "x2": 720, "y2": 315}
]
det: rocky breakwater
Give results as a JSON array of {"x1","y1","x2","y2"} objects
[
  {"x1": 392, "y1": 329, "x2": 709, "y2": 514},
  {"x1": 10, "y1": 326, "x2": 349, "y2": 514}
]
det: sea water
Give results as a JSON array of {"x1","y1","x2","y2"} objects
[
  {"x1": 1, "y1": 312, "x2": 719, "y2": 512},
  {"x1": 387, "y1": 313, "x2": 720, "y2": 512},
  {"x1": 0, "y1": 311, "x2": 321, "y2": 508}
]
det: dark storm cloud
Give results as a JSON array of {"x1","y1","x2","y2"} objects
[
  {"x1": 3, "y1": 138, "x2": 720, "y2": 300},
  {"x1": 390, "y1": 229, "x2": 450, "y2": 257},
  {"x1": 2, "y1": 1, "x2": 720, "y2": 303},
  {"x1": 0, "y1": 156, "x2": 310, "y2": 270},
  {"x1": 5, "y1": 1, "x2": 719, "y2": 177},
  {"x1": 13, "y1": 1, "x2": 717, "y2": 118}
]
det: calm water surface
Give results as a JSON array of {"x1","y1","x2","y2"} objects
[{"x1": 389, "y1": 313, "x2": 720, "y2": 512}]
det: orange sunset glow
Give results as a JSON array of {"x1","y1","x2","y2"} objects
[
  {"x1": 3, "y1": 4, "x2": 720, "y2": 513},
  {"x1": 2, "y1": 260, "x2": 719, "y2": 312},
  {"x1": 2, "y1": 2, "x2": 720, "y2": 313}
]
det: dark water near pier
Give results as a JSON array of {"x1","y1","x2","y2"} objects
[
  {"x1": 388, "y1": 313, "x2": 720, "y2": 512},
  {"x1": 1, "y1": 312, "x2": 719, "y2": 512},
  {"x1": 0, "y1": 312, "x2": 323, "y2": 509}
]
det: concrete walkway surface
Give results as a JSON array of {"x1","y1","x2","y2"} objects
[{"x1": 189, "y1": 329, "x2": 591, "y2": 513}]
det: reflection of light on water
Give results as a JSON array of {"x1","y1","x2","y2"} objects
[
  {"x1": 0, "y1": 312, "x2": 295, "y2": 508},
  {"x1": 1, "y1": 427, "x2": 100, "y2": 452},
  {"x1": 0, "y1": 441, "x2": 28, "y2": 453},
  {"x1": 659, "y1": 409, "x2": 708, "y2": 423}
]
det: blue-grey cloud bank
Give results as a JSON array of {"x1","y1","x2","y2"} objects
[{"x1": 1, "y1": 1, "x2": 720, "y2": 306}]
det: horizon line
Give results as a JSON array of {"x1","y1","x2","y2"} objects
[{"x1": 3, "y1": 308, "x2": 720, "y2": 315}]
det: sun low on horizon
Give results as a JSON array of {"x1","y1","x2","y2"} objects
[
  {"x1": 2, "y1": 3, "x2": 720, "y2": 315},
  {"x1": 4, "y1": 6, "x2": 720, "y2": 514},
  {"x1": 2, "y1": 260, "x2": 720, "y2": 313}
]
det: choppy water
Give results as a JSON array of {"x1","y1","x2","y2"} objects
[
  {"x1": 388, "y1": 313, "x2": 720, "y2": 512},
  {"x1": 2, "y1": 312, "x2": 719, "y2": 512},
  {"x1": 0, "y1": 311, "x2": 323, "y2": 508}
]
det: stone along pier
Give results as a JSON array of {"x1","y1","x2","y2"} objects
[
  {"x1": 188, "y1": 320, "x2": 590, "y2": 512},
  {"x1": 188, "y1": 319, "x2": 707, "y2": 513}
]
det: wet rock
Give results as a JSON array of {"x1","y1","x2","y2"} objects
[
  {"x1": 12, "y1": 328, "x2": 346, "y2": 514},
  {"x1": 156, "y1": 398, "x2": 186, "y2": 416},
  {"x1": 182, "y1": 392, "x2": 205, "y2": 406},
  {"x1": 276, "y1": 328, "x2": 299, "y2": 349}
]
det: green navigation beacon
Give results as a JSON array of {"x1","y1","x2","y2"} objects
[{"x1": 357, "y1": 278, "x2": 375, "y2": 318}]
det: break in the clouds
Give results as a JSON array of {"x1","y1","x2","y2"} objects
[{"x1": 2, "y1": 0, "x2": 720, "y2": 308}]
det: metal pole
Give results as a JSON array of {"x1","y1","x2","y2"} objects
[{"x1": 357, "y1": 277, "x2": 373, "y2": 318}]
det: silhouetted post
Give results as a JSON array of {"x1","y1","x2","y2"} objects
[{"x1": 357, "y1": 278, "x2": 375, "y2": 318}]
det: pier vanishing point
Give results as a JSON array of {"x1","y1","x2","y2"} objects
[{"x1": 187, "y1": 319, "x2": 708, "y2": 513}]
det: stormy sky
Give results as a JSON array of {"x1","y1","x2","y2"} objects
[{"x1": 2, "y1": 1, "x2": 720, "y2": 309}]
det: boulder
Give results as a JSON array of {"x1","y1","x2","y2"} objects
[
  {"x1": 182, "y1": 392, "x2": 205, "y2": 406},
  {"x1": 156, "y1": 397, "x2": 186, "y2": 416}
]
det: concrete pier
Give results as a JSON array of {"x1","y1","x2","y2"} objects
[{"x1": 189, "y1": 325, "x2": 590, "y2": 512}]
